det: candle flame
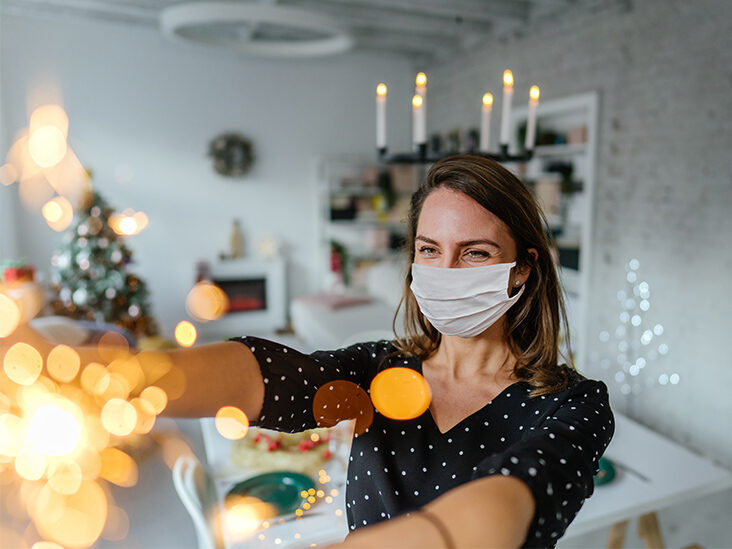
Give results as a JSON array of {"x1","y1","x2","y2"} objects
[
  {"x1": 376, "y1": 83, "x2": 387, "y2": 97},
  {"x1": 530, "y1": 85, "x2": 540, "y2": 100},
  {"x1": 412, "y1": 95, "x2": 423, "y2": 108},
  {"x1": 415, "y1": 72, "x2": 427, "y2": 87},
  {"x1": 482, "y1": 93, "x2": 493, "y2": 107},
  {"x1": 503, "y1": 70, "x2": 514, "y2": 87}
]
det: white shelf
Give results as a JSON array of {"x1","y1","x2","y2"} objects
[{"x1": 533, "y1": 143, "x2": 587, "y2": 156}]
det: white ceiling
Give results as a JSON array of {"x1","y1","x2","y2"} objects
[{"x1": 1, "y1": 0, "x2": 589, "y2": 63}]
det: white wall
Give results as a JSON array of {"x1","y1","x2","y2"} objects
[
  {"x1": 1, "y1": 12, "x2": 413, "y2": 334},
  {"x1": 424, "y1": 1, "x2": 732, "y2": 546}
]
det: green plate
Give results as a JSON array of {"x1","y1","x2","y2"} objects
[{"x1": 226, "y1": 471, "x2": 315, "y2": 516}]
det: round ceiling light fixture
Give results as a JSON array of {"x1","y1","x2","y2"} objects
[{"x1": 160, "y1": 2, "x2": 354, "y2": 57}]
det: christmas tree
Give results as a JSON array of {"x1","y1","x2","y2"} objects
[{"x1": 49, "y1": 191, "x2": 158, "y2": 337}]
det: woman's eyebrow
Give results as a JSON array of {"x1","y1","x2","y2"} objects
[{"x1": 415, "y1": 235, "x2": 501, "y2": 248}]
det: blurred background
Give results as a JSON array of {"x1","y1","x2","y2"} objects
[{"x1": 0, "y1": 0, "x2": 730, "y2": 548}]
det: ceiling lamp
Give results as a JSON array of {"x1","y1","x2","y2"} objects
[{"x1": 160, "y1": 2, "x2": 354, "y2": 58}]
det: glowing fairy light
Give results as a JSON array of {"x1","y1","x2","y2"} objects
[
  {"x1": 3, "y1": 342, "x2": 43, "y2": 386},
  {"x1": 0, "y1": 292, "x2": 22, "y2": 337},
  {"x1": 185, "y1": 280, "x2": 229, "y2": 322},
  {"x1": 27, "y1": 401, "x2": 83, "y2": 456},
  {"x1": 174, "y1": 321, "x2": 197, "y2": 347},
  {"x1": 370, "y1": 367, "x2": 431, "y2": 420},
  {"x1": 215, "y1": 406, "x2": 250, "y2": 440}
]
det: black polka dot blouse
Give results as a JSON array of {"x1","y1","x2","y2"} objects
[{"x1": 231, "y1": 336, "x2": 615, "y2": 548}]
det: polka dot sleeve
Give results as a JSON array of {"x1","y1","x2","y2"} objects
[
  {"x1": 229, "y1": 336, "x2": 380, "y2": 433},
  {"x1": 472, "y1": 380, "x2": 615, "y2": 547}
]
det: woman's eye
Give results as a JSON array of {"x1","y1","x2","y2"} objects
[
  {"x1": 466, "y1": 250, "x2": 490, "y2": 258},
  {"x1": 418, "y1": 246, "x2": 437, "y2": 255}
]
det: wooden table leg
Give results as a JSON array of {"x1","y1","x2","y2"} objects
[
  {"x1": 638, "y1": 511, "x2": 665, "y2": 549},
  {"x1": 606, "y1": 519, "x2": 629, "y2": 549}
]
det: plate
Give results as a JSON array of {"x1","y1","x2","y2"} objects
[{"x1": 226, "y1": 471, "x2": 316, "y2": 516}]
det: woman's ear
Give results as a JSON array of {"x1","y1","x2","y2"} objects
[{"x1": 519, "y1": 248, "x2": 539, "y2": 281}]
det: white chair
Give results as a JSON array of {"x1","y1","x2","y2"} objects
[{"x1": 172, "y1": 455, "x2": 225, "y2": 549}]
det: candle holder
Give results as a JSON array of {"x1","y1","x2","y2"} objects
[{"x1": 377, "y1": 143, "x2": 533, "y2": 165}]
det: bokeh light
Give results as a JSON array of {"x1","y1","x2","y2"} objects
[
  {"x1": 99, "y1": 447, "x2": 138, "y2": 487},
  {"x1": 42, "y1": 196, "x2": 74, "y2": 232},
  {"x1": 47, "y1": 345, "x2": 81, "y2": 383},
  {"x1": 109, "y1": 210, "x2": 148, "y2": 236},
  {"x1": 215, "y1": 406, "x2": 250, "y2": 440},
  {"x1": 4, "y1": 342, "x2": 44, "y2": 386},
  {"x1": 100, "y1": 399, "x2": 137, "y2": 437},
  {"x1": 0, "y1": 162, "x2": 18, "y2": 186},
  {"x1": 225, "y1": 495, "x2": 277, "y2": 541},
  {"x1": 185, "y1": 281, "x2": 229, "y2": 322},
  {"x1": 27, "y1": 401, "x2": 83, "y2": 456},
  {"x1": 0, "y1": 292, "x2": 22, "y2": 337},
  {"x1": 28, "y1": 125, "x2": 67, "y2": 168},
  {"x1": 140, "y1": 386, "x2": 168, "y2": 414},
  {"x1": 313, "y1": 380, "x2": 373, "y2": 436},
  {"x1": 370, "y1": 367, "x2": 432, "y2": 420},
  {"x1": 174, "y1": 321, "x2": 197, "y2": 347}
]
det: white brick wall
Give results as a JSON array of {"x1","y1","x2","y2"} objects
[{"x1": 425, "y1": 1, "x2": 732, "y2": 546}]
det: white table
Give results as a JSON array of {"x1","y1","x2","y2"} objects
[
  {"x1": 563, "y1": 412, "x2": 732, "y2": 547},
  {"x1": 201, "y1": 412, "x2": 732, "y2": 549}
]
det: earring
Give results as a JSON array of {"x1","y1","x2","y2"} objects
[{"x1": 515, "y1": 280, "x2": 522, "y2": 286}]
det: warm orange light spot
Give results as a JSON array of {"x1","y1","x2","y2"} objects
[
  {"x1": 137, "y1": 351, "x2": 173, "y2": 385},
  {"x1": 174, "y1": 321, "x2": 197, "y2": 347},
  {"x1": 215, "y1": 406, "x2": 250, "y2": 440},
  {"x1": 503, "y1": 69, "x2": 514, "y2": 87},
  {"x1": 29, "y1": 104, "x2": 69, "y2": 138},
  {"x1": 101, "y1": 504, "x2": 130, "y2": 542},
  {"x1": 93, "y1": 372, "x2": 131, "y2": 403},
  {"x1": 84, "y1": 414, "x2": 110, "y2": 451},
  {"x1": 482, "y1": 92, "x2": 493, "y2": 107},
  {"x1": 0, "y1": 293, "x2": 21, "y2": 337},
  {"x1": 42, "y1": 196, "x2": 74, "y2": 231},
  {"x1": 160, "y1": 435, "x2": 194, "y2": 469},
  {"x1": 225, "y1": 496, "x2": 277, "y2": 540},
  {"x1": 33, "y1": 479, "x2": 107, "y2": 548},
  {"x1": 313, "y1": 380, "x2": 373, "y2": 435},
  {"x1": 140, "y1": 386, "x2": 168, "y2": 414},
  {"x1": 185, "y1": 281, "x2": 229, "y2": 322},
  {"x1": 47, "y1": 345, "x2": 81, "y2": 383},
  {"x1": 108, "y1": 357, "x2": 144, "y2": 395},
  {"x1": 28, "y1": 125, "x2": 67, "y2": 168},
  {"x1": 530, "y1": 85, "x2": 540, "y2": 101},
  {"x1": 27, "y1": 401, "x2": 82, "y2": 456},
  {"x1": 100, "y1": 398, "x2": 137, "y2": 436},
  {"x1": 80, "y1": 362, "x2": 107, "y2": 395},
  {"x1": 4, "y1": 342, "x2": 43, "y2": 386},
  {"x1": 0, "y1": 163, "x2": 18, "y2": 186},
  {"x1": 0, "y1": 413, "x2": 24, "y2": 457},
  {"x1": 376, "y1": 83, "x2": 387, "y2": 97},
  {"x1": 109, "y1": 209, "x2": 148, "y2": 236},
  {"x1": 97, "y1": 331, "x2": 130, "y2": 362},
  {"x1": 99, "y1": 447, "x2": 138, "y2": 487},
  {"x1": 15, "y1": 449, "x2": 47, "y2": 480},
  {"x1": 75, "y1": 447, "x2": 102, "y2": 481},
  {"x1": 415, "y1": 72, "x2": 427, "y2": 87},
  {"x1": 412, "y1": 94, "x2": 423, "y2": 108},
  {"x1": 47, "y1": 459, "x2": 83, "y2": 495},
  {"x1": 130, "y1": 397, "x2": 156, "y2": 434},
  {"x1": 32, "y1": 541, "x2": 65, "y2": 549},
  {"x1": 370, "y1": 367, "x2": 432, "y2": 420}
]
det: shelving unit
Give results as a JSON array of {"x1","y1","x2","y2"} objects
[
  {"x1": 315, "y1": 156, "x2": 423, "y2": 291},
  {"x1": 509, "y1": 91, "x2": 599, "y2": 369}
]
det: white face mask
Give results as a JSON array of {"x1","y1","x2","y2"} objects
[{"x1": 410, "y1": 261, "x2": 524, "y2": 338}]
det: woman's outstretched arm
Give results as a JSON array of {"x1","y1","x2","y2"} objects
[{"x1": 2, "y1": 324, "x2": 265, "y2": 419}]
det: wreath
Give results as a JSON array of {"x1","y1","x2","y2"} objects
[{"x1": 208, "y1": 133, "x2": 255, "y2": 177}]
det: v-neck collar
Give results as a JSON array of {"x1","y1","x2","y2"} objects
[{"x1": 415, "y1": 357, "x2": 527, "y2": 435}]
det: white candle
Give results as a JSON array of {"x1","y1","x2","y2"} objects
[
  {"x1": 412, "y1": 94, "x2": 426, "y2": 147},
  {"x1": 479, "y1": 93, "x2": 493, "y2": 152},
  {"x1": 525, "y1": 85, "x2": 540, "y2": 151},
  {"x1": 499, "y1": 69, "x2": 514, "y2": 145},
  {"x1": 376, "y1": 83, "x2": 387, "y2": 150}
]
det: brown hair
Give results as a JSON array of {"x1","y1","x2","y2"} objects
[{"x1": 392, "y1": 155, "x2": 575, "y2": 397}]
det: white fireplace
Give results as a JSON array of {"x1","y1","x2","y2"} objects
[{"x1": 197, "y1": 258, "x2": 287, "y2": 340}]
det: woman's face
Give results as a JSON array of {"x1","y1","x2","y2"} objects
[{"x1": 414, "y1": 186, "x2": 521, "y2": 278}]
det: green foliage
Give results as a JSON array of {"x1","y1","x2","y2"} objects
[{"x1": 49, "y1": 191, "x2": 158, "y2": 337}]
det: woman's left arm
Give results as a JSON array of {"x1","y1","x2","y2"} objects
[{"x1": 332, "y1": 474, "x2": 535, "y2": 548}]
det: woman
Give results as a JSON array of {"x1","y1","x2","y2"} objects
[{"x1": 4, "y1": 155, "x2": 613, "y2": 548}]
